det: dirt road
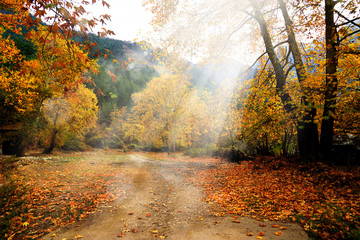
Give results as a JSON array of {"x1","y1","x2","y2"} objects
[{"x1": 43, "y1": 154, "x2": 308, "y2": 240}]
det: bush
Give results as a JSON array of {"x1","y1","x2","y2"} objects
[
  {"x1": 108, "y1": 134, "x2": 124, "y2": 149},
  {"x1": 61, "y1": 135, "x2": 87, "y2": 151}
]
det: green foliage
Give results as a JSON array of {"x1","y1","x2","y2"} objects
[
  {"x1": 61, "y1": 134, "x2": 87, "y2": 151},
  {"x1": 3, "y1": 30, "x2": 36, "y2": 60},
  {"x1": 90, "y1": 65, "x2": 157, "y2": 125},
  {"x1": 184, "y1": 146, "x2": 215, "y2": 157}
]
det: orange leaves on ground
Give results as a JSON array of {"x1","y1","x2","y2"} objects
[
  {"x1": 184, "y1": 156, "x2": 360, "y2": 240},
  {"x1": 1, "y1": 154, "x2": 129, "y2": 239}
]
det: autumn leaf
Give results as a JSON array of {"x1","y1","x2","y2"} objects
[
  {"x1": 247, "y1": 232, "x2": 254, "y2": 236},
  {"x1": 274, "y1": 231, "x2": 282, "y2": 236}
]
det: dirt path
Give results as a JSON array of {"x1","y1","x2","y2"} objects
[{"x1": 43, "y1": 154, "x2": 308, "y2": 240}]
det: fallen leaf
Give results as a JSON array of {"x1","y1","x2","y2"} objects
[
  {"x1": 256, "y1": 237, "x2": 262, "y2": 240},
  {"x1": 128, "y1": 212, "x2": 134, "y2": 215},
  {"x1": 146, "y1": 213, "x2": 151, "y2": 217},
  {"x1": 51, "y1": 234, "x2": 56, "y2": 237},
  {"x1": 272, "y1": 224, "x2": 280, "y2": 228},
  {"x1": 151, "y1": 230, "x2": 159, "y2": 234},
  {"x1": 274, "y1": 231, "x2": 282, "y2": 236},
  {"x1": 279, "y1": 226, "x2": 287, "y2": 230},
  {"x1": 232, "y1": 220, "x2": 241, "y2": 223},
  {"x1": 75, "y1": 235, "x2": 83, "y2": 239},
  {"x1": 259, "y1": 232, "x2": 264, "y2": 236},
  {"x1": 259, "y1": 223, "x2": 266, "y2": 227},
  {"x1": 247, "y1": 232, "x2": 254, "y2": 236},
  {"x1": 117, "y1": 232, "x2": 126, "y2": 237}
]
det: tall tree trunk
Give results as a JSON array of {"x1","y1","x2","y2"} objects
[
  {"x1": 43, "y1": 112, "x2": 60, "y2": 154},
  {"x1": 250, "y1": 0, "x2": 319, "y2": 161},
  {"x1": 320, "y1": 0, "x2": 339, "y2": 161},
  {"x1": 278, "y1": 0, "x2": 320, "y2": 161},
  {"x1": 43, "y1": 129, "x2": 58, "y2": 154}
]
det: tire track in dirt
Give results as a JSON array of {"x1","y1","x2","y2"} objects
[{"x1": 43, "y1": 154, "x2": 308, "y2": 240}]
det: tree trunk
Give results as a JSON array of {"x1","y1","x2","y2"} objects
[
  {"x1": 43, "y1": 129, "x2": 58, "y2": 154},
  {"x1": 278, "y1": 0, "x2": 320, "y2": 161},
  {"x1": 44, "y1": 112, "x2": 60, "y2": 154},
  {"x1": 320, "y1": 0, "x2": 339, "y2": 161},
  {"x1": 250, "y1": 0, "x2": 319, "y2": 161}
]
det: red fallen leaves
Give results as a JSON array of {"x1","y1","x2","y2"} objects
[{"x1": 184, "y1": 156, "x2": 360, "y2": 240}]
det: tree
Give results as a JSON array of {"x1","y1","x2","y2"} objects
[
  {"x1": 248, "y1": 0, "x2": 320, "y2": 160},
  {"x1": 43, "y1": 84, "x2": 98, "y2": 153},
  {"x1": 320, "y1": 0, "x2": 360, "y2": 158},
  {"x1": 144, "y1": 0, "x2": 360, "y2": 161},
  {"x1": 1, "y1": 0, "x2": 113, "y2": 155}
]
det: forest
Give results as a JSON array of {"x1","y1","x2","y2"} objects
[
  {"x1": 1, "y1": 0, "x2": 359, "y2": 163},
  {"x1": 0, "y1": 0, "x2": 360, "y2": 239}
]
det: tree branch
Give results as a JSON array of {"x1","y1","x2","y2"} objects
[
  {"x1": 216, "y1": 17, "x2": 253, "y2": 57},
  {"x1": 340, "y1": 28, "x2": 360, "y2": 43}
]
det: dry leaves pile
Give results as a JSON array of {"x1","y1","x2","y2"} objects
[
  {"x1": 0, "y1": 155, "x2": 129, "y2": 239},
  {"x1": 185, "y1": 156, "x2": 360, "y2": 240}
]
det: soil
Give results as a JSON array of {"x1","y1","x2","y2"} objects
[{"x1": 42, "y1": 154, "x2": 308, "y2": 240}]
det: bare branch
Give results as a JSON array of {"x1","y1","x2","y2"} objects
[
  {"x1": 241, "y1": 40, "x2": 289, "y2": 78},
  {"x1": 336, "y1": 16, "x2": 360, "y2": 28},
  {"x1": 343, "y1": 49, "x2": 360, "y2": 54},
  {"x1": 284, "y1": 63, "x2": 295, "y2": 79},
  {"x1": 216, "y1": 17, "x2": 253, "y2": 57}
]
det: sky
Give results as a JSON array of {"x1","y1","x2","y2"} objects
[{"x1": 86, "y1": 0, "x2": 154, "y2": 41}]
